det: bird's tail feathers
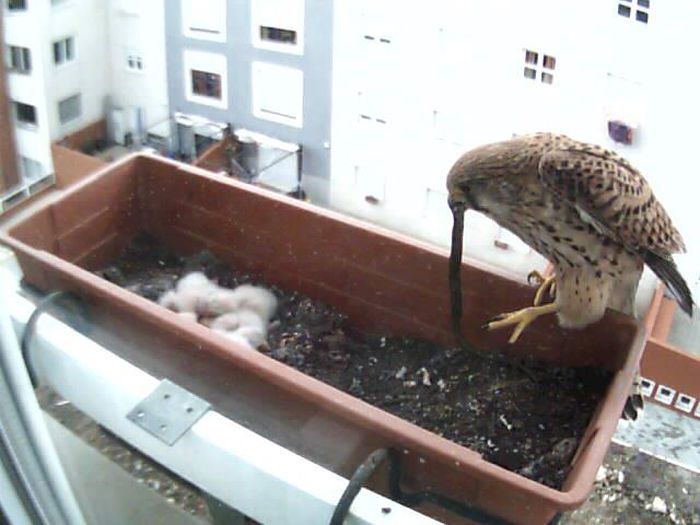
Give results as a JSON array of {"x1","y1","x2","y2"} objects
[{"x1": 644, "y1": 251, "x2": 694, "y2": 317}]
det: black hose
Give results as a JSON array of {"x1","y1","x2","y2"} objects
[
  {"x1": 386, "y1": 448, "x2": 514, "y2": 525},
  {"x1": 21, "y1": 291, "x2": 80, "y2": 387},
  {"x1": 330, "y1": 448, "x2": 562, "y2": 525},
  {"x1": 329, "y1": 448, "x2": 388, "y2": 525}
]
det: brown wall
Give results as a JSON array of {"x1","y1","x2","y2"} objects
[
  {"x1": 51, "y1": 144, "x2": 107, "y2": 189},
  {"x1": 0, "y1": 8, "x2": 21, "y2": 194},
  {"x1": 56, "y1": 119, "x2": 108, "y2": 152}
]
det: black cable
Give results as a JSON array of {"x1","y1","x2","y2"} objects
[
  {"x1": 387, "y1": 448, "x2": 515, "y2": 525},
  {"x1": 21, "y1": 291, "x2": 79, "y2": 387},
  {"x1": 329, "y1": 448, "x2": 388, "y2": 525},
  {"x1": 330, "y1": 447, "x2": 521, "y2": 525}
]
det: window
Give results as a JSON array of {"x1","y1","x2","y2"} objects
[
  {"x1": 618, "y1": 0, "x2": 649, "y2": 23},
  {"x1": 6, "y1": 0, "x2": 26, "y2": 11},
  {"x1": 181, "y1": 0, "x2": 226, "y2": 42},
  {"x1": 191, "y1": 70, "x2": 222, "y2": 99},
  {"x1": 251, "y1": 62, "x2": 303, "y2": 128},
  {"x1": 58, "y1": 94, "x2": 81, "y2": 124},
  {"x1": 7, "y1": 45, "x2": 31, "y2": 74},
  {"x1": 53, "y1": 37, "x2": 75, "y2": 66},
  {"x1": 14, "y1": 101, "x2": 37, "y2": 126},
  {"x1": 20, "y1": 156, "x2": 44, "y2": 182},
  {"x1": 523, "y1": 49, "x2": 556, "y2": 85},
  {"x1": 260, "y1": 26, "x2": 297, "y2": 45},
  {"x1": 126, "y1": 52, "x2": 144, "y2": 71},
  {"x1": 251, "y1": 0, "x2": 305, "y2": 55},
  {"x1": 183, "y1": 50, "x2": 228, "y2": 109}
]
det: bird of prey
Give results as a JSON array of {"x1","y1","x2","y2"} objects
[
  {"x1": 446, "y1": 133, "x2": 693, "y2": 418},
  {"x1": 447, "y1": 132, "x2": 692, "y2": 340}
]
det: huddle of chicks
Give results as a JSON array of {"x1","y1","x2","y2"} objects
[{"x1": 158, "y1": 272, "x2": 277, "y2": 350}]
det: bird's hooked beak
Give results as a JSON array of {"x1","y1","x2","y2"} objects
[{"x1": 448, "y1": 197, "x2": 466, "y2": 345}]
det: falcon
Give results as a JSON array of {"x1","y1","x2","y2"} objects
[{"x1": 446, "y1": 132, "x2": 692, "y2": 346}]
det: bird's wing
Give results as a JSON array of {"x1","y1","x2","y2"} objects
[{"x1": 538, "y1": 144, "x2": 686, "y2": 256}]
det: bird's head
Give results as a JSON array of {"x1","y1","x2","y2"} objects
[{"x1": 446, "y1": 140, "x2": 520, "y2": 213}]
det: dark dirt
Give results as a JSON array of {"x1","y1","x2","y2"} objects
[{"x1": 96, "y1": 233, "x2": 613, "y2": 490}]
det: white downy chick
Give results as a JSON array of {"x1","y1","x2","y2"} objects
[
  {"x1": 209, "y1": 312, "x2": 241, "y2": 331},
  {"x1": 204, "y1": 284, "x2": 277, "y2": 321},
  {"x1": 176, "y1": 311, "x2": 198, "y2": 322},
  {"x1": 158, "y1": 271, "x2": 219, "y2": 316},
  {"x1": 210, "y1": 309, "x2": 268, "y2": 349}
]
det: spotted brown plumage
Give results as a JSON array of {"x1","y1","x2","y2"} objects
[{"x1": 446, "y1": 132, "x2": 692, "y2": 344}]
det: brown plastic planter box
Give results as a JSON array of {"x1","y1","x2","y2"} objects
[{"x1": 0, "y1": 154, "x2": 646, "y2": 525}]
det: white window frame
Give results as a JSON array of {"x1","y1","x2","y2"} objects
[
  {"x1": 13, "y1": 100, "x2": 38, "y2": 129},
  {"x1": 522, "y1": 49, "x2": 556, "y2": 85},
  {"x1": 183, "y1": 50, "x2": 228, "y2": 109},
  {"x1": 181, "y1": 0, "x2": 226, "y2": 43},
  {"x1": 53, "y1": 36, "x2": 76, "y2": 67},
  {"x1": 57, "y1": 93, "x2": 82, "y2": 125},
  {"x1": 7, "y1": 45, "x2": 31, "y2": 74},
  {"x1": 251, "y1": 0, "x2": 305, "y2": 55},
  {"x1": 126, "y1": 49, "x2": 144, "y2": 72},
  {"x1": 251, "y1": 62, "x2": 304, "y2": 128}
]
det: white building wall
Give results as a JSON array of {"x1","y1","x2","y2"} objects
[
  {"x1": 107, "y1": 0, "x2": 169, "y2": 131},
  {"x1": 3, "y1": 0, "x2": 168, "y2": 181},
  {"x1": 45, "y1": 0, "x2": 109, "y2": 141},
  {"x1": 330, "y1": 0, "x2": 700, "y2": 293},
  {"x1": 3, "y1": 1, "x2": 54, "y2": 179}
]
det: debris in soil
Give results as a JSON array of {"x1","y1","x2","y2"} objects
[{"x1": 95, "y1": 233, "x2": 614, "y2": 490}]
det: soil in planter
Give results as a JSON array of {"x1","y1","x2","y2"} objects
[{"x1": 95, "y1": 233, "x2": 613, "y2": 490}]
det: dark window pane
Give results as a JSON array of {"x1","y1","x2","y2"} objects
[
  {"x1": 523, "y1": 67, "x2": 536, "y2": 80},
  {"x1": 541, "y1": 72, "x2": 554, "y2": 84},
  {"x1": 65, "y1": 37, "x2": 74, "y2": 60},
  {"x1": 58, "y1": 94, "x2": 82, "y2": 124},
  {"x1": 7, "y1": 0, "x2": 27, "y2": 10},
  {"x1": 191, "y1": 70, "x2": 222, "y2": 99},
  {"x1": 525, "y1": 50, "x2": 538, "y2": 65},
  {"x1": 260, "y1": 26, "x2": 297, "y2": 45},
  {"x1": 543, "y1": 55, "x2": 556, "y2": 70},
  {"x1": 636, "y1": 10, "x2": 649, "y2": 23},
  {"x1": 15, "y1": 102, "x2": 37, "y2": 125},
  {"x1": 10, "y1": 47, "x2": 21, "y2": 69},
  {"x1": 637, "y1": 0, "x2": 650, "y2": 7},
  {"x1": 22, "y1": 47, "x2": 31, "y2": 71},
  {"x1": 53, "y1": 42, "x2": 62, "y2": 64},
  {"x1": 618, "y1": 4, "x2": 632, "y2": 17}
]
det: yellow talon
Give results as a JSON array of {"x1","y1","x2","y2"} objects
[
  {"x1": 527, "y1": 270, "x2": 557, "y2": 306},
  {"x1": 484, "y1": 303, "x2": 558, "y2": 344}
]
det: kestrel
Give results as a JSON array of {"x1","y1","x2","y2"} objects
[{"x1": 446, "y1": 133, "x2": 693, "y2": 345}]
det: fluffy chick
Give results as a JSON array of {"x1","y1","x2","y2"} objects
[
  {"x1": 210, "y1": 310, "x2": 268, "y2": 349},
  {"x1": 158, "y1": 271, "x2": 219, "y2": 316},
  {"x1": 203, "y1": 284, "x2": 278, "y2": 321}
]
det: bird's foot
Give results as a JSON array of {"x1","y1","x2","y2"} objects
[
  {"x1": 527, "y1": 270, "x2": 557, "y2": 306},
  {"x1": 483, "y1": 303, "x2": 558, "y2": 344}
]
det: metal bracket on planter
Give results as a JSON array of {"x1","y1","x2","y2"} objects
[{"x1": 126, "y1": 379, "x2": 210, "y2": 446}]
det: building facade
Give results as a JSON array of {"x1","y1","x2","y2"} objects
[
  {"x1": 165, "y1": 0, "x2": 333, "y2": 199},
  {"x1": 0, "y1": 5, "x2": 20, "y2": 197},
  {"x1": 1, "y1": 0, "x2": 168, "y2": 209},
  {"x1": 328, "y1": 0, "x2": 700, "y2": 293}
]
